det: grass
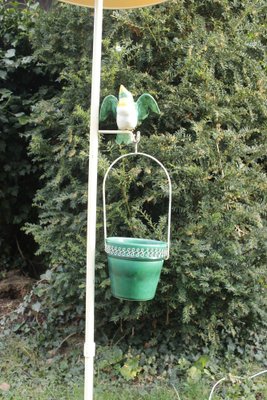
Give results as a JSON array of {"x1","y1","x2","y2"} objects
[
  {"x1": 94, "y1": 383, "x2": 212, "y2": 400},
  {"x1": 0, "y1": 335, "x2": 266, "y2": 399}
]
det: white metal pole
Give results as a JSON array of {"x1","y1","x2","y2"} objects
[{"x1": 84, "y1": 0, "x2": 103, "y2": 398}]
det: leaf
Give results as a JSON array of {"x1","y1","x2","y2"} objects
[
  {"x1": 3, "y1": 58, "x2": 14, "y2": 66},
  {"x1": 120, "y1": 357, "x2": 141, "y2": 381},
  {"x1": 99, "y1": 278, "x2": 110, "y2": 288},
  {"x1": 194, "y1": 355, "x2": 209, "y2": 369},
  {"x1": 5, "y1": 48, "x2": 15, "y2": 58},
  {"x1": 21, "y1": 56, "x2": 34, "y2": 64},
  {"x1": 0, "y1": 70, "x2": 7, "y2": 80},
  {"x1": 18, "y1": 115, "x2": 30, "y2": 125},
  {"x1": 0, "y1": 89, "x2": 12, "y2": 101},
  {"x1": 32, "y1": 302, "x2": 41, "y2": 312},
  {"x1": 187, "y1": 366, "x2": 202, "y2": 382},
  {"x1": 68, "y1": 149, "x2": 76, "y2": 157},
  {"x1": 40, "y1": 269, "x2": 52, "y2": 281}
]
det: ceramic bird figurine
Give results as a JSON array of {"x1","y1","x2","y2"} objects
[{"x1": 99, "y1": 85, "x2": 160, "y2": 144}]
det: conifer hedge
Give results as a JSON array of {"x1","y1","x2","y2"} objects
[{"x1": 8, "y1": 0, "x2": 267, "y2": 348}]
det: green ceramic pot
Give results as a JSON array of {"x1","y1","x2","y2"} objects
[{"x1": 105, "y1": 237, "x2": 168, "y2": 301}]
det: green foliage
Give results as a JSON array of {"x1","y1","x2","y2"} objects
[
  {"x1": 22, "y1": 5, "x2": 94, "y2": 327},
  {"x1": 0, "y1": 0, "x2": 56, "y2": 272},
  {"x1": 0, "y1": 334, "x2": 266, "y2": 399},
  {"x1": 16, "y1": 0, "x2": 267, "y2": 350}
]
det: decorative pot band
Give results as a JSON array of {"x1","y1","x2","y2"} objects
[{"x1": 105, "y1": 238, "x2": 168, "y2": 260}]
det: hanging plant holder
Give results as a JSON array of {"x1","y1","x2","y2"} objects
[{"x1": 103, "y1": 152, "x2": 172, "y2": 301}]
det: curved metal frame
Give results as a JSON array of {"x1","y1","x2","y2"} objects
[{"x1": 103, "y1": 152, "x2": 172, "y2": 259}]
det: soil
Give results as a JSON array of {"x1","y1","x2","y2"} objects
[{"x1": 0, "y1": 270, "x2": 34, "y2": 318}]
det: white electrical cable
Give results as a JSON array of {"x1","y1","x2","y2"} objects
[
  {"x1": 172, "y1": 384, "x2": 182, "y2": 400},
  {"x1": 171, "y1": 369, "x2": 267, "y2": 400},
  {"x1": 250, "y1": 369, "x2": 267, "y2": 379},
  {"x1": 208, "y1": 377, "x2": 226, "y2": 400},
  {"x1": 208, "y1": 369, "x2": 267, "y2": 400}
]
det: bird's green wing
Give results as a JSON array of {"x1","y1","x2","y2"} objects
[
  {"x1": 136, "y1": 93, "x2": 160, "y2": 124},
  {"x1": 99, "y1": 95, "x2": 118, "y2": 122}
]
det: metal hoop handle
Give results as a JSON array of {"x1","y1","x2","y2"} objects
[{"x1": 103, "y1": 152, "x2": 172, "y2": 259}]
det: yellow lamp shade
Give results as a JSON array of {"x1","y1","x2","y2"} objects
[{"x1": 60, "y1": 0, "x2": 168, "y2": 9}]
